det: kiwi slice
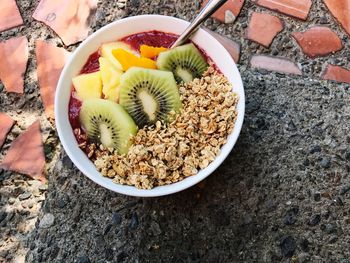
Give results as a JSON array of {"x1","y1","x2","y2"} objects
[
  {"x1": 79, "y1": 98, "x2": 137, "y2": 154},
  {"x1": 119, "y1": 67, "x2": 181, "y2": 128},
  {"x1": 156, "y1": 43, "x2": 209, "y2": 83}
]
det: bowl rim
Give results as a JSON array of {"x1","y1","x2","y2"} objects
[{"x1": 55, "y1": 14, "x2": 245, "y2": 197}]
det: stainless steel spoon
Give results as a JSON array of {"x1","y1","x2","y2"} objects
[{"x1": 171, "y1": 0, "x2": 228, "y2": 48}]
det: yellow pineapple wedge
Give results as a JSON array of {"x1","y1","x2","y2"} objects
[
  {"x1": 100, "y1": 41, "x2": 132, "y2": 71},
  {"x1": 72, "y1": 71, "x2": 102, "y2": 101},
  {"x1": 99, "y1": 57, "x2": 123, "y2": 102}
]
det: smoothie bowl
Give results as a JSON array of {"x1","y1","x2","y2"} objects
[{"x1": 55, "y1": 15, "x2": 245, "y2": 197}]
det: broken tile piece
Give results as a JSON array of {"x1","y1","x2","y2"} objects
[
  {"x1": 0, "y1": 113, "x2": 14, "y2": 148},
  {"x1": 292, "y1": 27, "x2": 343, "y2": 58},
  {"x1": 246, "y1": 12, "x2": 283, "y2": 48},
  {"x1": 33, "y1": 0, "x2": 98, "y2": 46},
  {"x1": 323, "y1": 0, "x2": 350, "y2": 36},
  {"x1": 36, "y1": 40, "x2": 70, "y2": 119},
  {"x1": 322, "y1": 64, "x2": 350, "y2": 84},
  {"x1": 205, "y1": 29, "x2": 240, "y2": 63},
  {"x1": 0, "y1": 0, "x2": 23, "y2": 32},
  {"x1": 202, "y1": 0, "x2": 244, "y2": 23},
  {"x1": 250, "y1": 55, "x2": 302, "y2": 75},
  {"x1": 0, "y1": 120, "x2": 46, "y2": 181},
  {"x1": 252, "y1": 0, "x2": 312, "y2": 20},
  {"x1": 0, "y1": 36, "x2": 28, "y2": 93}
]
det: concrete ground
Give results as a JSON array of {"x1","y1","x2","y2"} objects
[{"x1": 0, "y1": 0, "x2": 349, "y2": 262}]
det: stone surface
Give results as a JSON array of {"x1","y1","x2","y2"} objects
[
  {"x1": 0, "y1": 36, "x2": 28, "y2": 93},
  {"x1": 0, "y1": 113, "x2": 14, "y2": 148},
  {"x1": 252, "y1": 0, "x2": 312, "y2": 20},
  {"x1": 0, "y1": 120, "x2": 46, "y2": 181},
  {"x1": 33, "y1": 0, "x2": 98, "y2": 46},
  {"x1": 25, "y1": 69, "x2": 350, "y2": 262},
  {"x1": 205, "y1": 29, "x2": 240, "y2": 63},
  {"x1": 0, "y1": 0, "x2": 23, "y2": 32},
  {"x1": 322, "y1": 64, "x2": 350, "y2": 84},
  {"x1": 250, "y1": 55, "x2": 302, "y2": 75},
  {"x1": 36, "y1": 40, "x2": 69, "y2": 119},
  {"x1": 246, "y1": 12, "x2": 283, "y2": 47},
  {"x1": 202, "y1": 0, "x2": 244, "y2": 23},
  {"x1": 323, "y1": 0, "x2": 350, "y2": 36},
  {"x1": 0, "y1": 0, "x2": 349, "y2": 262},
  {"x1": 292, "y1": 27, "x2": 343, "y2": 58}
]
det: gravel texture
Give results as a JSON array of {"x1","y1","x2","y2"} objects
[{"x1": 0, "y1": 0, "x2": 349, "y2": 262}]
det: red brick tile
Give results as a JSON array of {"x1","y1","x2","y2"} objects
[
  {"x1": 250, "y1": 55, "x2": 302, "y2": 75},
  {"x1": 0, "y1": 0, "x2": 23, "y2": 32},
  {"x1": 33, "y1": 0, "x2": 98, "y2": 46},
  {"x1": 246, "y1": 12, "x2": 283, "y2": 48},
  {"x1": 202, "y1": 0, "x2": 244, "y2": 23},
  {"x1": 0, "y1": 36, "x2": 28, "y2": 93},
  {"x1": 323, "y1": 0, "x2": 350, "y2": 36},
  {"x1": 0, "y1": 120, "x2": 46, "y2": 181},
  {"x1": 292, "y1": 27, "x2": 343, "y2": 58},
  {"x1": 252, "y1": 0, "x2": 312, "y2": 20},
  {"x1": 205, "y1": 29, "x2": 240, "y2": 63},
  {"x1": 322, "y1": 64, "x2": 350, "y2": 84},
  {"x1": 36, "y1": 40, "x2": 69, "y2": 119},
  {"x1": 0, "y1": 113, "x2": 14, "y2": 149}
]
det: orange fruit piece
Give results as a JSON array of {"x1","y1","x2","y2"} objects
[
  {"x1": 112, "y1": 48, "x2": 157, "y2": 71},
  {"x1": 140, "y1": 45, "x2": 168, "y2": 58}
]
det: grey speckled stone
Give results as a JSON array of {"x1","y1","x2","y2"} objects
[
  {"x1": 25, "y1": 68, "x2": 350, "y2": 263},
  {"x1": 39, "y1": 214, "x2": 55, "y2": 229}
]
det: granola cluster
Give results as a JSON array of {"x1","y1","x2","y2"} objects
[{"x1": 94, "y1": 66, "x2": 239, "y2": 189}]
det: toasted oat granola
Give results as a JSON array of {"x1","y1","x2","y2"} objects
[{"x1": 94, "y1": 66, "x2": 239, "y2": 189}]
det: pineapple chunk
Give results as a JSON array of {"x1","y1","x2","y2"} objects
[
  {"x1": 99, "y1": 57, "x2": 123, "y2": 101},
  {"x1": 101, "y1": 42, "x2": 132, "y2": 71},
  {"x1": 72, "y1": 71, "x2": 102, "y2": 101}
]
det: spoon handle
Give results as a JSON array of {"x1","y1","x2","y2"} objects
[{"x1": 171, "y1": 0, "x2": 228, "y2": 48}]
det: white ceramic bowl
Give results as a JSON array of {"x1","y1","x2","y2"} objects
[{"x1": 55, "y1": 14, "x2": 245, "y2": 197}]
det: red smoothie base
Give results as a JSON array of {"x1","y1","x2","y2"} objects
[
  {"x1": 80, "y1": 51, "x2": 101, "y2": 74},
  {"x1": 68, "y1": 30, "x2": 216, "y2": 146},
  {"x1": 121, "y1": 30, "x2": 178, "y2": 50}
]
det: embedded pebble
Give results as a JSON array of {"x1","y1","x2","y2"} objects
[
  {"x1": 77, "y1": 255, "x2": 91, "y2": 263},
  {"x1": 283, "y1": 207, "x2": 298, "y2": 225},
  {"x1": 19, "y1": 192, "x2": 32, "y2": 200},
  {"x1": 39, "y1": 184, "x2": 48, "y2": 191},
  {"x1": 280, "y1": 236, "x2": 296, "y2": 257},
  {"x1": 324, "y1": 223, "x2": 337, "y2": 234},
  {"x1": 308, "y1": 214, "x2": 321, "y2": 226},
  {"x1": 0, "y1": 212, "x2": 7, "y2": 223},
  {"x1": 105, "y1": 248, "x2": 114, "y2": 261},
  {"x1": 39, "y1": 213, "x2": 55, "y2": 229},
  {"x1": 320, "y1": 157, "x2": 331, "y2": 168},
  {"x1": 111, "y1": 213, "x2": 122, "y2": 225},
  {"x1": 340, "y1": 185, "x2": 350, "y2": 195},
  {"x1": 129, "y1": 212, "x2": 139, "y2": 230}
]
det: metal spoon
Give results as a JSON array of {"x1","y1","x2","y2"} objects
[{"x1": 171, "y1": 0, "x2": 228, "y2": 48}]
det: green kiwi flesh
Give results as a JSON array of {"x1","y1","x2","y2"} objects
[
  {"x1": 79, "y1": 98, "x2": 138, "y2": 154},
  {"x1": 119, "y1": 67, "x2": 181, "y2": 128},
  {"x1": 156, "y1": 43, "x2": 209, "y2": 83}
]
